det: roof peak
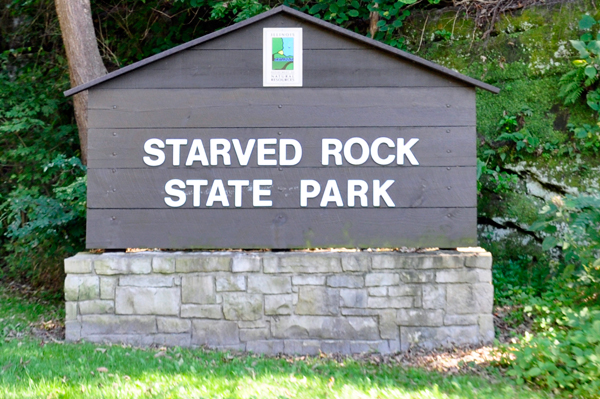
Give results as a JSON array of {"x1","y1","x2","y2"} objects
[{"x1": 64, "y1": 5, "x2": 499, "y2": 96}]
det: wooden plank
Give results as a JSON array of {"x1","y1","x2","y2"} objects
[
  {"x1": 98, "y1": 49, "x2": 465, "y2": 90},
  {"x1": 86, "y1": 207, "x2": 477, "y2": 249},
  {"x1": 88, "y1": 88, "x2": 475, "y2": 129},
  {"x1": 87, "y1": 166, "x2": 475, "y2": 209},
  {"x1": 87, "y1": 127, "x2": 475, "y2": 169}
]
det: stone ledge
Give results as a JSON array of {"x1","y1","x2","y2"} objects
[{"x1": 65, "y1": 249, "x2": 493, "y2": 354}]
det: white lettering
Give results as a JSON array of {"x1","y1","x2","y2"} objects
[
  {"x1": 185, "y1": 179, "x2": 208, "y2": 207},
  {"x1": 232, "y1": 139, "x2": 255, "y2": 166},
  {"x1": 348, "y1": 180, "x2": 368, "y2": 207},
  {"x1": 165, "y1": 139, "x2": 188, "y2": 166},
  {"x1": 164, "y1": 179, "x2": 186, "y2": 207},
  {"x1": 300, "y1": 180, "x2": 320, "y2": 207},
  {"x1": 143, "y1": 138, "x2": 165, "y2": 166},
  {"x1": 322, "y1": 139, "x2": 342, "y2": 165},
  {"x1": 279, "y1": 139, "x2": 302, "y2": 166},
  {"x1": 253, "y1": 179, "x2": 273, "y2": 206},
  {"x1": 397, "y1": 138, "x2": 419, "y2": 165},
  {"x1": 371, "y1": 137, "x2": 395, "y2": 165},
  {"x1": 257, "y1": 139, "x2": 277, "y2": 166},
  {"x1": 320, "y1": 180, "x2": 343, "y2": 207},
  {"x1": 206, "y1": 179, "x2": 229, "y2": 207},
  {"x1": 373, "y1": 180, "x2": 395, "y2": 207},
  {"x1": 343, "y1": 137, "x2": 370, "y2": 165},
  {"x1": 228, "y1": 180, "x2": 249, "y2": 207},
  {"x1": 185, "y1": 139, "x2": 209, "y2": 166},
  {"x1": 210, "y1": 139, "x2": 231, "y2": 166}
]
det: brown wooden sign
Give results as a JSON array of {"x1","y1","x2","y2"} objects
[{"x1": 66, "y1": 6, "x2": 498, "y2": 249}]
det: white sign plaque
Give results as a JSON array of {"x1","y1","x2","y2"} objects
[{"x1": 263, "y1": 28, "x2": 303, "y2": 87}]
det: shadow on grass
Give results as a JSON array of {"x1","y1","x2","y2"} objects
[{"x1": 0, "y1": 339, "x2": 549, "y2": 399}]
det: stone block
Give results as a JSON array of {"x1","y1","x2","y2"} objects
[
  {"x1": 157, "y1": 317, "x2": 191, "y2": 333},
  {"x1": 479, "y1": 314, "x2": 495, "y2": 343},
  {"x1": 296, "y1": 286, "x2": 339, "y2": 315},
  {"x1": 238, "y1": 320, "x2": 269, "y2": 329},
  {"x1": 100, "y1": 277, "x2": 117, "y2": 300},
  {"x1": 422, "y1": 285, "x2": 445, "y2": 309},
  {"x1": 379, "y1": 310, "x2": 399, "y2": 339},
  {"x1": 350, "y1": 340, "x2": 390, "y2": 354},
  {"x1": 284, "y1": 340, "x2": 321, "y2": 355},
  {"x1": 65, "y1": 275, "x2": 99, "y2": 301},
  {"x1": 267, "y1": 255, "x2": 342, "y2": 274},
  {"x1": 84, "y1": 334, "x2": 156, "y2": 346},
  {"x1": 399, "y1": 270, "x2": 434, "y2": 283},
  {"x1": 79, "y1": 300, "x2": 114, "y2": 315},
  {"x1": 240, "y1": 328, "x2": 270, "y2": 341},
  {"x1": 232, "y1": 255, "x2": 261, "y2": 272},
  {"x1": 181, "y1": 304, "x2": 223, "y2": 319},
  {"x1": 153, "y1": 334, "x2": 191, "y2": 347},
  {"x1": 292, "y1": 275, "x2": 326, "y2": 285},
  {"x1": 436, "y1": 269, "x2": 490, "y2": 284},
  {"x1": 223, "y1": 293, "x2": 262, "y2": 321},
  {"x1": 367, "y1": 297, "x2": 412, "y2": 309},
  {"x1": 446, "y1": 284, "x2": 493, "y2": 315},
  {"x1": 94, "y1": 254, "x2": 152, "y2": 275},
  {"x1": 65, "y1": 302, "x2": 78, "y2": 321},
  {"x1": 119, "y1": 275, "x2": 173, "y2": 287},
  {"x1": 65, "y1": 321, "x2": 81, "y2": 341},
  {"x1": 341, "y1": 308, "x2": 378, "y2": 316},
  {"x1": 216, "y1": 275, "x2": 246, "y2": 292},
  {"x1": 181, "y1": 275, "x2": 215, "y2": 304},
  {"x1": 191, "y1": 320, "x2": 240, "y2": 346},
  {"x1": 64, "y1": 254, "x2": 94, "y2": 274},
  {"x1": 115, "y1": 287, "x2": 179, "y2": 315},
  {"x1": 81, "y1": 315, "x2": 156, "y2": 335},
  {"x1": 444, "y1": 314, "x2": 478, "y2": 325},
  {"x1": 368, "y1": 287, "x2": 387, "y2": 296},
  {"x1": 176, "y1": 255, "x2": 231, "y2": 273},
  {"x1": 371, "y1": 255, "x2": 398, "y2": 269},
  {"x1": 327, "y1": 275, "x2": 364, "y2": 288},
  {"x1": 397, "y1": 309, "x2": 443, "y2": 326},
  {"x1": 247, "y1": 340, "x2": 284, "y2": 354},
  {"x1": 321, "y1": 340, "x2": 351, "y2": 354},
  {"x1": 271, "y1": 316, "x2": 379, "y2": 340},
  {"x1": 265, "y1": 294, "x2": 293, "y2": 315},
  {"x1": 248, "y1": 275, "x2": 291, "y2": 294},
  {"x1": 399, "y1": 325, "x2": 480, "y2": 350},
  {"x1": 340, "y1": 289, "x2": 367, "y2": 308},
  {"x1": 341, "y1": 255, "x2": 370, "y2": 272},
  {"x1": 388, "y1": 285, "x2": 420, "y2": 297},
  {"x1": 365, "y1": 273, "x2": 399, "y2": 287},
  {"x1": 152, "y1": 255, "x2": 175, "y2": 274},
  {"x1": 464, "y1": 253, "x2": 493, "y2": 269}
]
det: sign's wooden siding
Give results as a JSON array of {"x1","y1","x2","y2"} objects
[{"x1": 86, "y1": 13, "x2": 477, "y2": 249}]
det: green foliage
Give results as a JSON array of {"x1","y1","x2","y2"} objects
[
  {"x1": 282, "y1": 0, "x2": 439, "y2": 49},
  {"x1": 0, "y1": 2, "x2": 86, "y2": 295}
]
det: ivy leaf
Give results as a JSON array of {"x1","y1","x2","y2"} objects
[
  {"x1": 579, "y1": 15, "x2": 597, "y2": 30},
  {"x1": 347, "y1": 9, "x2": 359, "y2": 17},
  {"x1": 542, "y1": 236, "x2": 559, "y2": 251},
  {"x1": 571, "y1": 40, "x2": 590, "y2": 57},
  {"x1": 585, "y1": 65, "x2": 597, "y2": 79},
  {"x1": 376, "y1": 20, "x2": 386, "y2": 27},
  {"x1": 587, "y1": 40, "x2": 600, "y2": 53}
]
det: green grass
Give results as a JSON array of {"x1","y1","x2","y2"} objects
[{"x1": 0, "y1": 287, "x2": 550, "y2": 399}]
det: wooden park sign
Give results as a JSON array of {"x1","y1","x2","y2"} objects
[{"x1": 65, "y1": 6, "x2": 498, "y2": 250}]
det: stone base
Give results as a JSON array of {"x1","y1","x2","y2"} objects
[{"x1": 64, "y1": 249, "x2": 493, "y2": 354}]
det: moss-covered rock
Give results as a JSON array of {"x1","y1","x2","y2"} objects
[{"x1": 401, "y1": 0, "x2": 600, "y2": 265}]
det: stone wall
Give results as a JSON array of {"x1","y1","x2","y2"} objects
[{"x1": 64, "y1": 249, "x2": 493, "y2": 354}]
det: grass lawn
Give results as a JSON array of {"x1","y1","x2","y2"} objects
[{"x1": 0, "y1": 286, "x2": 550, "y2": 399}]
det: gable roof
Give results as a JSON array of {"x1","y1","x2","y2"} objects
[{"x1": 64, "y1": 5, "x2": 499, "y2": 97}]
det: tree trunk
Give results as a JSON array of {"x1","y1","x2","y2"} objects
[{"x1": 55, "y1": 0, "x2": 107, "y2": 165}]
